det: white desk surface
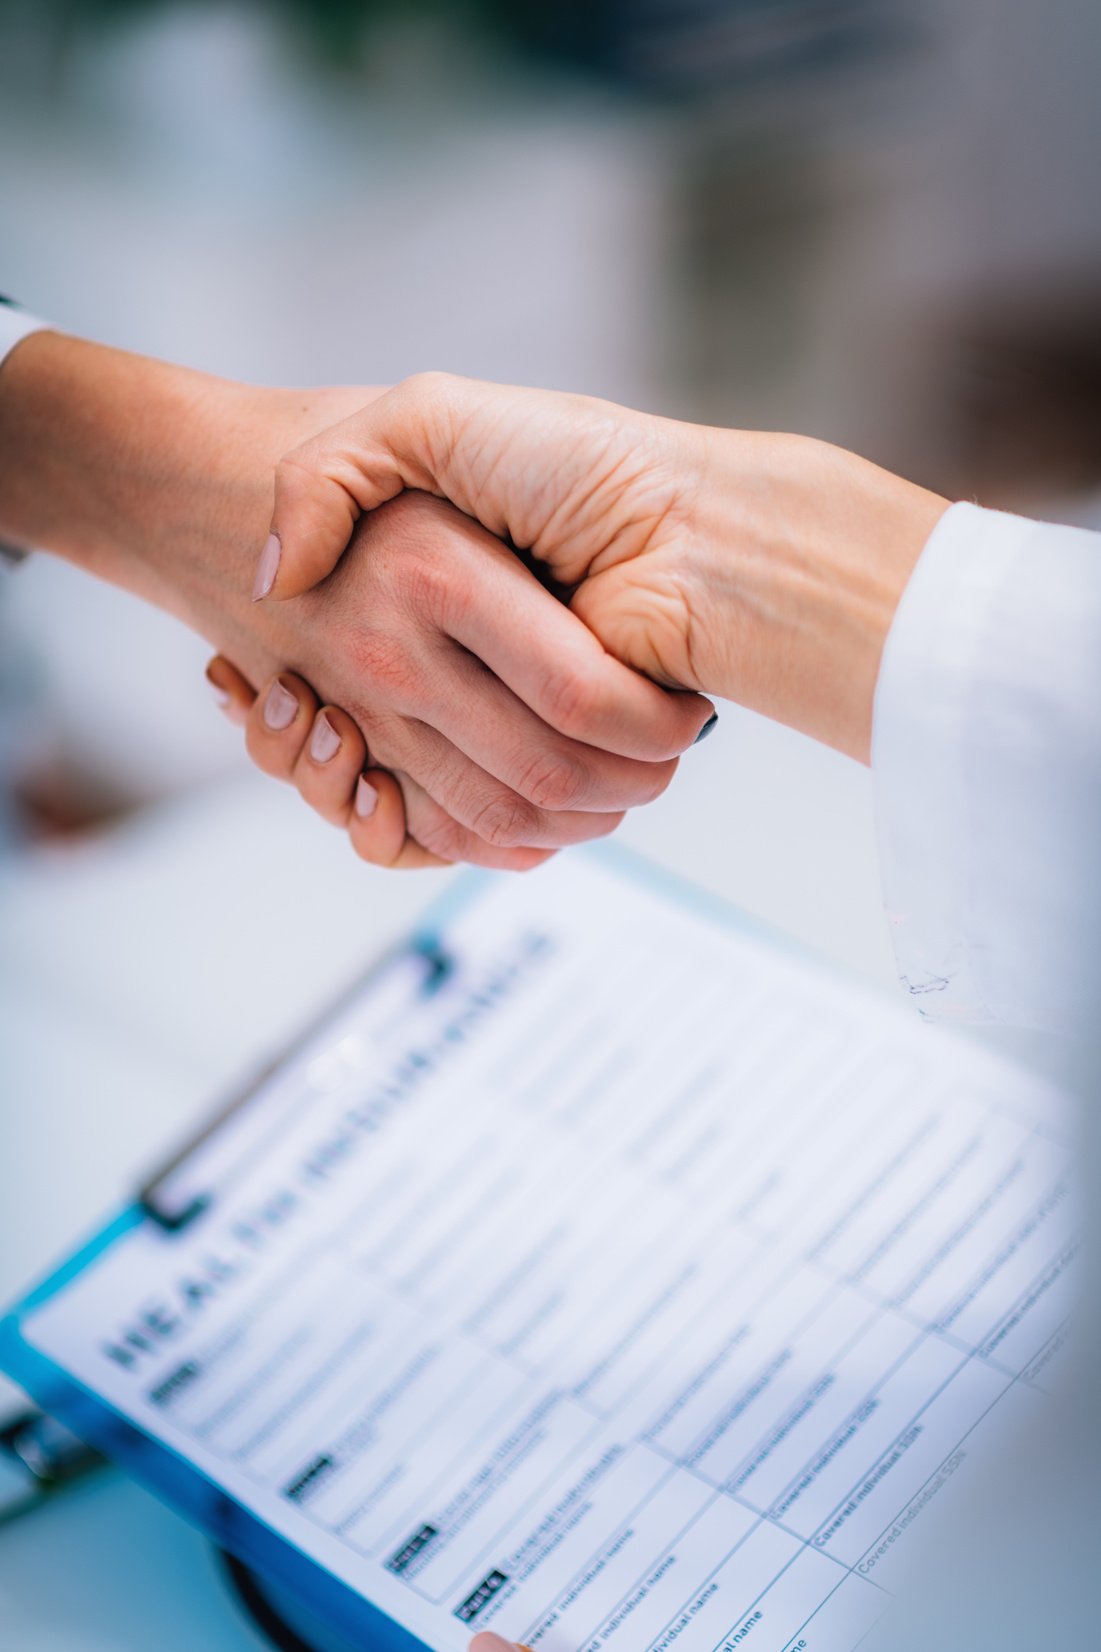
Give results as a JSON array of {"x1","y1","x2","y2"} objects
[{"x1": 0, "y1": 708, "x2": 906, "y2": 1650}]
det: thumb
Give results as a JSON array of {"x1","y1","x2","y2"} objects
[
  {"x1": 253, "y1": 372, "x2": 486, "y2": 603},
  {"x1": 253, "y1": 424, "x2": 405, "y2": 602}
]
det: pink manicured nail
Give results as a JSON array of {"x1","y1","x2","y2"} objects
[
  {"x1": 252, "y1": 532, "x2": 281, "y2": 601},
  {"x1": 310, "y1": 713, "x2": 342, "y2": 764},
  {"x1": 208, "y1": 676, "x2": 249, "y2": 727},
  {"x1": 355, "y1": 776, "x2": 379, "y2": 818},
  {"x1": 262, "y1": 679, "x2": 298, "y2": 731}
]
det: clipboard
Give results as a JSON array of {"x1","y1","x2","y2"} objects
[
  {"x1": 0, "y1": 847, "x2": 1077, "y2": 1652},
  {"x1": 0, "y1": 853, "x2": 509, "y2": 1652}
]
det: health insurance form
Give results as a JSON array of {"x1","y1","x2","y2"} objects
[{"x1": 17, "y1": 854, "x2": 1075, "y2": 1652}]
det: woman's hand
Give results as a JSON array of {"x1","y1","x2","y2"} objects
[
  {"x1": 205, "y1": 661, "x2": 450, "y2": 869},
  {"x1": 258, "y1": 374, "x2": 708, "y2": 686},
  {"x1": 0, "y1": 337, "x2": 711, "y2": 869},
  {"x1": 258, "y1": 373, "x2": 950, "y2": 763},
  {"x1": 221, "y1": 489, "x2": 700, "y2": 869}
]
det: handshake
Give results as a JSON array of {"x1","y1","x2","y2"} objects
[{"x1": 0, "y1": 339, "x2": 948, "y2": 865}]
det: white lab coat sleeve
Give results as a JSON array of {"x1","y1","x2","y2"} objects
[
  {"x1": 0, "y1": 299, "x2": 47, "y2": 366},
  {"x1": 872, "y1": 500, "x2": 1101, "y2": 1030}
]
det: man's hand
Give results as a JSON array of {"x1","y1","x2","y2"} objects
[
  {"x1": 0, "y1": 337, "x2": 712, "y2": 869},
  {"x1": 257, "y1": 372, "x2": 949, "y2": 764}
]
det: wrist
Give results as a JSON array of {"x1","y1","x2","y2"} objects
[
  {"x1": 0, "y1": 332, "x2": 375, "y2": 656},
  {"x1": 0, "y1": 333, "x2": 261, "y2": 602},
  {"x1": 685, "y1": 429, "x2": 949, "y2": 762}
]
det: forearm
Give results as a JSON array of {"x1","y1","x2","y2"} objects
[
  {"x1": 0, "y1": 332, "x2": 375, "y2": 662},
  {"x1": 687, "y1": 429, "x2": 950, "y2": 762},
  {"x1": 0, "y1": 333, "x2": 259, "y2": 616}
]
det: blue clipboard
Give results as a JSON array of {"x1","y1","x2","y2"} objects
[
  {"x1": 0, "y1": 846, "x2": 792, "y2": 1652},
  {"x1": 6, "y1": 842, "x2": 1024, "y2": 1652},
  {"x1": 0, "y1": 887, "x2": 498, "y2": 1652}
]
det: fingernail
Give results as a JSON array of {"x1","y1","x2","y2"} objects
[
  {"x1": 469, "y1": 1637, "x2": 525, "y2": 1652},
  {"x1": 263, "y1": 679, "x2": 298, "y2": 731},
  {"x1": 207, "y1": 669, "x2": 248, "y2": 727},
  {"x1": 355, "y1": 775, "x2": 379, "y2": 818},
  {"x1": 309, "y1": 713, "x2": 342, "y2": 764},
  {"x1": 252, "y1": 531, "x2": 281, "y2": 602},
  {"x1": 693, "y1": 711, "x2": 719, "y2": 745}
]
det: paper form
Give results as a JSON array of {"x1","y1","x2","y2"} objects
[{"x1": 19, "y1": 854, "x2": 1076, "y2": 1652}]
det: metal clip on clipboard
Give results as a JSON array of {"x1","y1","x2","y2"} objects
[
  {"x1": 138, "y1": 934, "x2": 457, "y2": 1233},
  {"x1": 0, "y1": 934, "x2": 455, "y2": 1544}
]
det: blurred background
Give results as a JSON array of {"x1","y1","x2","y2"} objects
[{"x1": 2, "y1": 0, "x2": 1100, "y2": 834}]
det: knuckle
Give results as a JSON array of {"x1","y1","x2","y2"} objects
[
  {"x1": 514, "y1": 747, "x2": 587, "y2": 811},
  {"x1": 349, "y1": 631, "x2": 418, "y2": 707},
  {"x1": 398, "y1": 547, "x2": 453, "y2": 628},
  {"x1": 416, "y1": 811, "x2": 467, "y2": 863},
  {"x1": 362, "y1": 522, "x2": 454, "y2": 630},
  {"x1": 469, "y1": 792, "x2": 541, "y2": 849},
  {"x1": 399, "y1": 368, "x2": 455, "y2": 406},
  {"x1": 539, "y1": 668, "x2": 603, "y2": 738},
  {"x1": 273, "y1": 446, "x2": 320, "y2": 501}
]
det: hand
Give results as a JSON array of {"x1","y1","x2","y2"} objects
[
  {"x1": 205, "y1": 662, "x2": 447, "y2": 869},
  {"x1": 258, "y1": 373, "x2": 950, "y2": 762},
  {"x1": 211, "y1": 487, "x2": 713, "y2": 869},
  {"x1": 0, "y1": 338, "x2": 712, "y2": 868}
]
